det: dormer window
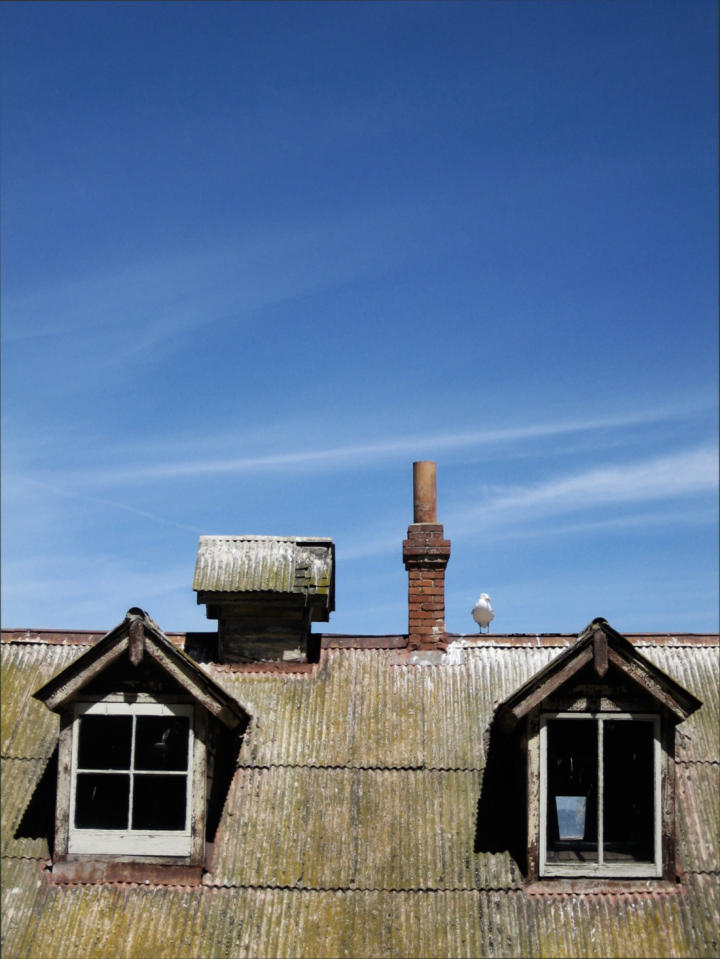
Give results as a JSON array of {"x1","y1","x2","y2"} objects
[
  {"x1": 497, "y1": 619, "x2": 701, "y2": 884},
  {"x1": 540, "y1": 712, "x2": 661, "y2": 877},
  {"x1": 69, "y1": 701, "x2": 195, "y2": 857},
  {"x1": 34, "y1": 608, "x2": 247, "y2": 879}
]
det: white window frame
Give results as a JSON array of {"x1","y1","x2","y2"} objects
[
  {"x1": 68, "y1": 700, "x2": 194, "y2": 857},
  {"x1": 539, "y1": 712, "x2": 662, "y2": 878}
]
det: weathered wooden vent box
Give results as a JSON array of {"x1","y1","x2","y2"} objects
[{"x1": 193, "y1": 535, "x2": 335, "y2": 663}]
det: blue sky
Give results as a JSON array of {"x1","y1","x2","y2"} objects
[{"x1": 2, "y1": 0, "x2": 717, "y2": 637}]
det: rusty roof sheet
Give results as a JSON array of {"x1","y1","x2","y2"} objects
[
  {"x1": 192, "y1": 536, "x2": 334, "y2": 596},
  {"x1": 2, "y1": 633, "x2": 718, "y2": 958}
]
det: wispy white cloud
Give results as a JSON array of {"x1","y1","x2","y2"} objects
[
  {"x1": 342, "y1": 446, "x2": 718, "y2": 559},
  {"x1": 1, "y1": 554, "x2": 197, "y2": 630},
  {"x1": 39, "y1": 404, "x2": 712, "y2": 488},
  {"x1": 476, "y1": 505, "x2": 718, "y2": 542},
  {"x1": 3, "y1": 202, "x2": 425, "y2": 369},
  {"x1": 19, "y1": 477, "x2": 203, "y2": 534},
  {"x1": 455, "y1": 446, "x2": 718, "y2": 529}
]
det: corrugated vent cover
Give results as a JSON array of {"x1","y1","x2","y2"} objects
[{"x1": 193, "y1": 536, "x2": 333, "y2": 598}]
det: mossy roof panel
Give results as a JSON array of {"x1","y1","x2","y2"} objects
[
  {"x1": 2, "y1": 861, "x2": 718, "y2": 959},
  {"x1": 193, "y1": 536, "x2": 334, "y2": 596},
  {"x1": 2, "y1": 631, "x2": 718, "y2": 959}
]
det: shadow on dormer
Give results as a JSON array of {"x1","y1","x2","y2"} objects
[
  {"x1": 474, "y1": 715, "x2": 527, "y2": 876},
  {"x1": 15, "y1": 746, "x2": 58, "y2": 854}
]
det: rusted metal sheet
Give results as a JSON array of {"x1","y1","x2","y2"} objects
[
  {"x1": 50, "y1": 860, "x2": 203, "y2": 885},
  {"x1": 192, "y1": 536, "x2": 334, "y2": 596}
]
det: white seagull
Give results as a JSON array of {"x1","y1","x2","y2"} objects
[{"x1": 472, "y1": 593, "x2": 494, "y2": 632}]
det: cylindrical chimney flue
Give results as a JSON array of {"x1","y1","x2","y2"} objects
[{"x1": 413, "y1": 460, "x2": 437, "y2": 523}]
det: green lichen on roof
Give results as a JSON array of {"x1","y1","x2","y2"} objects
[
  {"x1": 2, "y1": 633, "x2": 718, "y2": 959},
  {"x1": 2, "y1": 861, "x2": 718, "y2": 959},
  {"x1": 193, "y1": 536, "x2": 334, "y2": 599}
]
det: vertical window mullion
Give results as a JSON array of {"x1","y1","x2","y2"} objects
[
  {"x1": 539, "y1": 716, "x2": 547, "y2": 875},
  {"x1": 70, "y1": 705, "x2": 80, "y2": 829},
  {"x1": 597, "y1": 717, "x2": 604, "y2": 868},
  {"x1": 128, "y1": 715, "x2": 136, "y2": 831},
  {"x1": 654, "y1": 717, "x2": 662, "y2": 872},
  {"x1": 185, "y1": 714, "x2": 192, "y2": 832}
]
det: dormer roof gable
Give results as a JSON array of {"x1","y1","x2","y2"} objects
[
  {"x1": 497, "y1": 617, "x2": 702, "y2": 730},
  {"x1": 33, "y1": 607, "x2": 246, "y2": 728}
]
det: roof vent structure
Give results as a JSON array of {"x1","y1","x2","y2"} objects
[{"x1": 193, "y1": 536, "x2": 335, "y2": 664}]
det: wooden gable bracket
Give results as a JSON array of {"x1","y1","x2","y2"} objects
[
  {"x1": 592, "y1": 626, "x2": 608, "y2": 678},
  {"x1": 128, "y1": 610, "x2": 145, "y2": 666},
  {"x1": 34, "y1": 608, "x2": 248, "y2": 730},
  {"x1": 496, "y1": 618, "x2": 702, "y2": 732}
]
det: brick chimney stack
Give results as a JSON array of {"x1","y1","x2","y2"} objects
[{"x1": 403, "y1": 461, "x2": 451, "y2": 650}]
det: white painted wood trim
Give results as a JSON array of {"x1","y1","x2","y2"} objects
[
  {"x1": 68, "y1": 700, "x2": 195, "y2": 858},
  {"x1": 539, "y1": 712, "x2": 662, "y2": 879},
  {"x1": 597, "y1": 718, "x2": 604, "y2": 868}
]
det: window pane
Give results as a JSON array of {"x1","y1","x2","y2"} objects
[
  {"x1": 132, "y1": 774, "x2": 187, "y2": 830},
  {"x1": 75, "y1": 773, "x2": 130, "y2": 828},
  {"x1": 546, "y1": 719, "x2": 598, "y2": 863},
  {"x1": 134, "y1": 716, "x2": 190, "y2": 771},
  {"x1": 77, "y1": 716, "x2": 132, "y2": 770},
  {"x1": 603, "y1": 720, "x2": 655, "y2": 862}
]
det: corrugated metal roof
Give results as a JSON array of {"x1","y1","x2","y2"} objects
[
  {"x1": 2, "y1": 633, "x2": 718, "y2": 958},
  {"x1": 641, "y1": 646, "x2": 720, "y2": 760},
  {"x1": 676, "y1": 760, "x2": 720, "y2": 875},
  {"x1": 1, "y1": 758, "x2": 52, "y2": 860},
  {"x1": 208, "y1": 766, "x2": 519, "y2": 890},
  {"x1": 1, "y1": 643, "x2": 84, "y2": 759},
  {"x1": 199, "y1": 645, "x2": 718, "y2": 769},
  {"x1": 1, "y1": 859, "x2": 718, "y2": 959},
  {"x1": 192, "y1": 536, "x2": 334, "y2": 596}
]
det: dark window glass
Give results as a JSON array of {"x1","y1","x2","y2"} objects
[
  {"x1": 77, "y1": 716, "x2": 132, "y2": 770},
  {"x1": 134, "y1": 716, "x2": 189, "y2": 771},
  {"x1": 132, "y1": 774, "x2": 187, "y2": 830},
  {"x1": 75, "y1": 773, "x2": 130, "y2": 828},
  {"x1": 546, "y1": 719, "x2": 598, "y2": 863},
  {"x1": 604, "y1": 720, "x2": 654, "y2": 862}
]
